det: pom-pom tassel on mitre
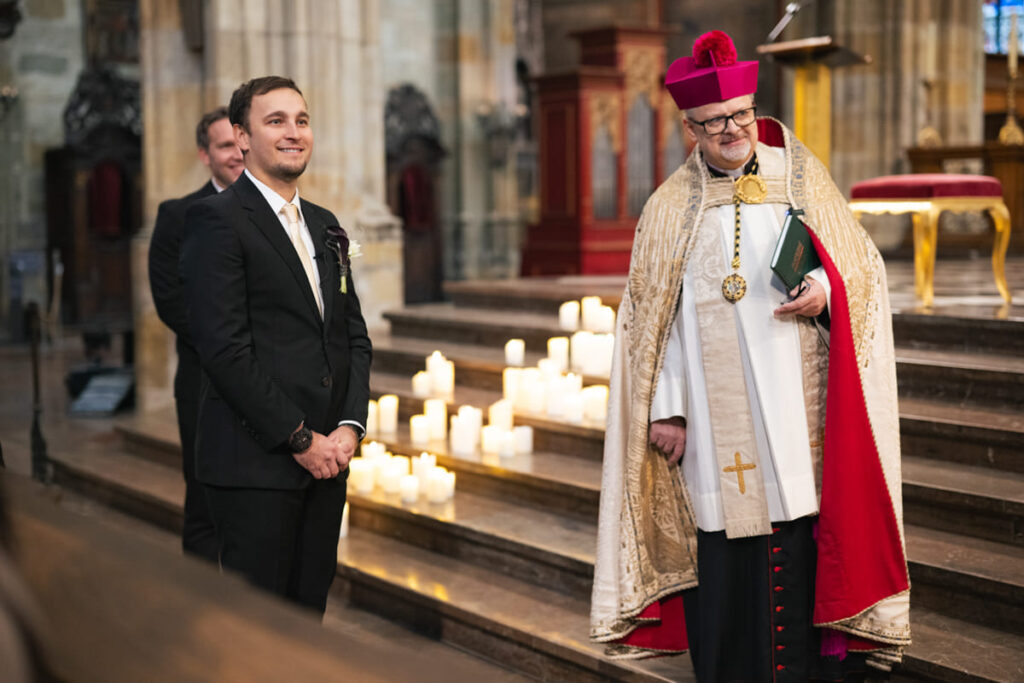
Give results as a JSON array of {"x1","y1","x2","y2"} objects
[{"x1": 693, "y1": 30, "x2": 738, "y2": 68}]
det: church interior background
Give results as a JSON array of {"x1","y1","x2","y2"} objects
[{"x1": 0, "y1": 1, "x2": 1022, "y2": 681}]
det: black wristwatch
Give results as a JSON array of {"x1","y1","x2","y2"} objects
[{"x1": 288, "y1": 424, "x2": 313, "y2": 453}]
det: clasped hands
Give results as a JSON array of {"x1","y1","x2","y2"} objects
[{"x1": 292, "y1": 424, "x2": 359, "y2": 479}]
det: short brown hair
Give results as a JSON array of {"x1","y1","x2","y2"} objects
[
  {"x1": 195, "y1": 106, "x2": 229, "y2": 149},
  {"x1": 228, "y1": 76, "x2": 304, "y2": 133}
]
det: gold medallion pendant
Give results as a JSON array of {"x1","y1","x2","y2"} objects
[
  {"x1": 722, "y1": 272, "x2": 747, "y2": 302},
  {"x1": 734, "y1": 174, "x2": 767, "y2": 204}
]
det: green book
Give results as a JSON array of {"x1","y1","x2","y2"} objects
[{"x1": 771, "y1": 208, "x2": 821, "y2": 292}]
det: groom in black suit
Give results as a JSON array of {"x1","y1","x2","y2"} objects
[
  {"x1": 181, "y1": 76, "x2": 371, "y2": 612},
  {"x1": 149, "y1": 106, "x2": 243, "y2": 562}
]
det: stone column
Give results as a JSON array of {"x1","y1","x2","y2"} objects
[
  {"x1": 204, "y1": 0, "x2": 401, "y2": 328},
  {"x1": 828, "y1": 0, "x2": 984, "y2": 195},
  {"x1": 135, "y1": 0, "x2": 205, "y2": 413}
]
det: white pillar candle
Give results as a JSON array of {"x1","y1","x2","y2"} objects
[
  {"x1": 410, "y1": 414, "x2": 430, "y2": 446},
  {"x1": 582, "y1": 384, "x2": 610, "y2": 424},
  {"x1": 391, "y1": 455, "x2": 411, "y2": 475},
  {"x1": 562, "y1": 391, "x2": 584, "y2": 424},
  {"x1": 515, "y1": 368, "x2": 543, "y2": 414},
  {"x1": 592, "y1": 305, "x2": 616, "y2": 334},
  {"x1": 427, "y1": 466, "x2": 449, "y2": 503},
  {"x1": 412, "y1": 371, "x2": 431, "y2": 398},
  {"x1": 547, "y1": 336, "x2": 570, "y2": 373},
  {"x1": 537, "y1": 357, "x2": 560, "y2": 379},
  {"x1": 426, "y1": 350, "x2": 446, "y2": 375},
  {"x1": 457, "y1": 405, "x2": 483, "y2": 442},
  {"x1": 443, "y1": 471, "x2": 456, "y2": 500},
  {"x1": 433, "y1": 359, "x2": 455, "y2": 397},
  {"x1": 450, "y1": 415, "x2": 477, "y2": 455},
  {"x1": 371, "y1": 453, "x2": 392, "y2": 484},
  {"x1": 570, "y1": 331, "x2": 593, "y2": 373},
  {"x1": 413, "y1": 452, "x2": 436, "y2": 489},
  {"x1": 504, "y1": 338, "x2": 526, "y2": 366},
  {"x1": 399, "y1": 474, "x2": 419, "y2": 504},
  {"x1": 339, "y1": 502, "x2": 349, "y2": 538},
  {"x1": 348, "y1": 458, "x2": 373, "y2": 495},
  {"x1": 499, "y1": 430, "x2": 517, "y2": 458},
  {"x1": 381, "y1": 461, "x2": 404, "y2": 494},
  {"x1": 424, "y1": 398, "x2": 448, "y2": 441},
  {"x1": 513, "y1": 425, "x2": 533, "y2": 454},
  {"x1": 366, "y1": 400, "x2": 379, "y2": 438},
  {"x1": 360, "y1": 440, "x2": 381, "y2": 459},
  {"x1": 546, "y1": 377, "x2": 566, "y2": 419},
  {"x1": 502, "y1": 367, "x2": 522, "y2": 403},
  {"x1": 580, "y1": 296, "x2": 603, "y2": 331},
  {"x1": 488, "y1": 399, "x2": 514, "y2": 431},
  {"x1": 481, "y1": 425, "x2": 502, "y2": 454},
  {"x1": 564, "y1": 372, "x2": 583, "y2": 393},
  {"x1": 377, "y1": 394, "x2": 399, "y2": 434},
  {"x1": 558, "y1": 300, "x2": 580, "y2": 331},
  {"x1": 594, "y1": 333, "x2": 615, "y2": 378}
]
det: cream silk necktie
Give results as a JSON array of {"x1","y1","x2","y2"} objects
[{"x1": 281, "y1": 202, "x2": 323, "y2": 317}]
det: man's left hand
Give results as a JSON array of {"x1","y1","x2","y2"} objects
[
  {"x1": 327, "y1": 424, "x2": 360, "y2": 472},
  {"x1": 773, "y1": 277, "x2": 826, "y2": 318}
]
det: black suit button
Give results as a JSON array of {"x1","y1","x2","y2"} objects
[
  {"x1": 240, "y1": 418, "x2": 248, "y2": 427},
  {"x1": 321, "y1": 376, "x2": 331, "y2": 387}
]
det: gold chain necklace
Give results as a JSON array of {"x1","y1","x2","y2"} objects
[{"x1": 721, "y1": 157, "x2": 767, "y2": 303}]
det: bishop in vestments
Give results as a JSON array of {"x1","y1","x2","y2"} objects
[{"x1": 590, "y1": 30, "x2": 910, "y2": 681}]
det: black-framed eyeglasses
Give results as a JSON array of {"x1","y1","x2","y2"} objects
[{"x1": 688, "y1": 106, "x2": 757, "y2": 135}]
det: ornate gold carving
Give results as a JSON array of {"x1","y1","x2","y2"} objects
[
  {"x1": 734, "y1": 174, "x2": 767, "y2": 204},
  {"x1": 623, "y1": 46, "x2": 662, "y2": 108},
  {"x1": 590, "y1": 92, "x2": 622, "y2": 153},
  {"x1": 722, "y1": 273, "x2": 747, "y2": 303}
]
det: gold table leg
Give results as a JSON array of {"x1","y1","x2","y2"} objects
[{"x1": 987, "y1": 201, "x2": 1013, "y2": 304}]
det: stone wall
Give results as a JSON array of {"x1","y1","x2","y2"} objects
[{"x1": 0, "y1": 0, "x2": 85, "y2": 340}]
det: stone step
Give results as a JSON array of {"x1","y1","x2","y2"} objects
[
  {"x1": 373, "y1": 425, "x2": 601, "y2": 521},
  {"x1": 902, "y1": 456, "x2": 1024, "y2": 548},
  {"x1": 384, "y1": 303, "x2": 561, "y2": 352},
  {"x1": 114, "y1": 410, "x2": 183, "y2": 468},
  {"x1": 894, "y1": 348, "x2": 1024, "y2": 410},
  {"x1": 892, "y1": 312, "x2": 1024, "y2": 356},
  {"x1": 439, "y1": 275, "x2": 1024, "y2": 356},
  {"x1": 370, "y1": 372, "x2": 606, "y2": 461},
  {"x1": 898, "y1": 607, "x2": 1024, "y2": 683},
  {"x1": 374, "y1": 326, "x2": 1022, "y2": 413},
  {"x1": 443, "y1": 277, "x2": 624, "y2": 315},
  {"x1": 347, "y1": 487, "x2": 595, "y2": 600},
  {"x1": 47, "y1": 441, "x2": 1024, "y2": 681},
  {"x1": 371, "y1": 331, "x2": 606, "y2": 392},
  {"x1": 905, "y1": 524, "x2": 1024, "y2": 637},
  {"x1": 900, "y1": 398, "x2": 1024, "y2": 474},
  {"x1": 338, "y1": 528, "x2": 690, "y2": 683}
]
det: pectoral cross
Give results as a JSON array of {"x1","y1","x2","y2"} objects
[{"x1": 723, "y1": 452, "x2": 757, "y2": 494}]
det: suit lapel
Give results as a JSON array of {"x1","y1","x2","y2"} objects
[
  {"x1": 233, "y1": 173, "x2": 323, "y2": 323},
  {"x1": 307, "y1": 206, "x2": 335, "y2": 328}
]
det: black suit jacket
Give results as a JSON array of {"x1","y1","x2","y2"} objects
[
  {"x1": 149, "y1": 181, "x2": 217, "y2": 401},
  {"x1": 181, "y1": 172, "x2": 372, "y2": 490}
]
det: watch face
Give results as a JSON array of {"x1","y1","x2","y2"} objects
[{"x1": 291, "y1": 427, "x2": 313, "y2": 452}]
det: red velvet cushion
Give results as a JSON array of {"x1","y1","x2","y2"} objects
[{"x1": 850, "y1": 174, "x2": 1003, "y2": 200}]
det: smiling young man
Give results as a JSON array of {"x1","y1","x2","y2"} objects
[
  {"x1": 149, "y1": 106, "x2": 243, "y2": 563},
  {"x1": 591, "y1": 31, "x2": 910, "y2": 680},
  {"x1": 181, "y1": 76, "x2": 371, "y2": 613}
]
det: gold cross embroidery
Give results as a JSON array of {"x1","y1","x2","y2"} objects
[{"x1": 723, "y1": 452, "x2": 757, "y2": 494}]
